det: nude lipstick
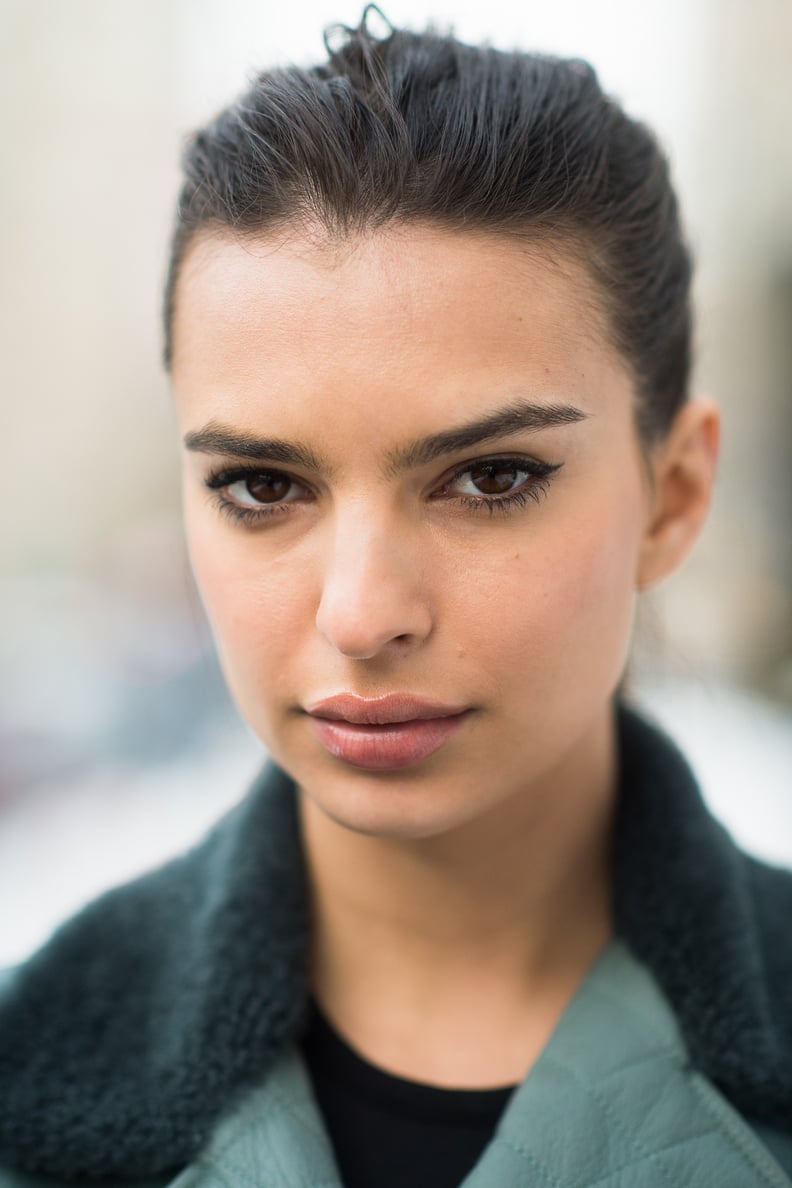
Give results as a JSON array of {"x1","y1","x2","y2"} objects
[{"x1": 305, "y1": 694, "x2": 471, "y2": 770}]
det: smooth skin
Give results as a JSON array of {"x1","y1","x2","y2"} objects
[{"x1": 171, "y1": 224, "x2": 719, "y2": 1087}]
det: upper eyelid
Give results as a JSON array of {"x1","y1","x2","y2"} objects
[
  {"x1": 446, "y1": 452, "x2": 549, "y2": 473},
  {"x1": 203, "y1": 453, "x2": 559, "y2": 508},
  {"x1": 201, "y1": 441, "x2": 555, "y2": 472},
  {"x1": 204, "y1": 463, "x2": 310, "y2": 488},
  {"x1": 438, "y1": 454, "x2": 561, "y2": 486},
  {"x1": 205, "y1": 451, "x2": 551, "y2": 480}
]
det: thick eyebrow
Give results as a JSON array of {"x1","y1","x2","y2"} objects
[
  {"x1": 183, "y1": 423, "x2": 329, "y2": 474},
  {"x1": 385, "y1": 400, "x2": 588, "y2": 474},
  {"x1": 183, "y1": 400, "x2": 588, "y2": 477}
]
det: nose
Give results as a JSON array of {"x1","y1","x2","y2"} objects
[{"x1": 315, "y1": 510, "x2": 433, "y2": 659}]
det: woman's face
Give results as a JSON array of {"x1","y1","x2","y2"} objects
[{"x1": 172, "y1": 225, "x2": 652, "y2": 839}]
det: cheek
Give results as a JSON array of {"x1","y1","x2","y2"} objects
[
  {"x1": 185, "y1": 510, "x2": 312, "y2": 701},
  {"x1": 447, "y1": 492, "x2": 643, "y2": 693},
  {"x1": 550, "y1": 516, "x2": 639, "y2": 675}
]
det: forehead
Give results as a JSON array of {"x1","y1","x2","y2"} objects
[{"x1": 170, "y1": 224, "x2": 633, "y2": 438}]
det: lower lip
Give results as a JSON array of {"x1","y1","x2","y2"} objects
[{"x1": 308, "y1": 713, "x2": 470, "y2": 770}]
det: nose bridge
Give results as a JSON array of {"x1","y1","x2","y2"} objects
[{"x1": 315, "y1": 500, "x2": 431, "y2": 658}]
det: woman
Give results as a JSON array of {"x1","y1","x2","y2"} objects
[{"x1": 1, "y1": 11, "x2": 790, "y2": 1187}]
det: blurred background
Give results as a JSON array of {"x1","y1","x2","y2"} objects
[{"x1": 1, "y1": 0, "x2": 790, "y2": 966}]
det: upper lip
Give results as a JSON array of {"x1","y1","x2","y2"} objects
[{"x1": 306, "y1": 694, "x2": 470, "y2": 725}]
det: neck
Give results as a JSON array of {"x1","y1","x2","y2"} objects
[{"x1": 299, "y1": 704, "x2": 618, "y2": 1086}]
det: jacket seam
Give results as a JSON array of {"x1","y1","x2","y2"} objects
[
  {"x1": 688, "y1": 1075, "x2": 792, "y2": 1186},
  {"x1": 534, "y1": 1052, "x2": 693, "y2": 1188}
]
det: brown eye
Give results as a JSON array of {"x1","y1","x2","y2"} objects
[
  {"x1": 467, "y1": 462, "x2": 521, "y2": 495},
  {"x1": 439, "y1": 455, "x2": 562, "y2": 509},
  {"x1": 245, "y1": 474, "x2": 293, "y2": 503},
  {"x1": 222, "y1": 470, "x2": 306, "y2": 507}
]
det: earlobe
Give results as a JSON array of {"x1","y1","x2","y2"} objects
[{"x1": 636, "y1": 398, "x2": 721, "y2": 591}]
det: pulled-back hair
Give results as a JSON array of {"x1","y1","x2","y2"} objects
[{"x1": 164, "y1": 7, "x2": 692, "y2": 445}]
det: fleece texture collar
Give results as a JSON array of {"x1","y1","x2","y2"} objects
[{"x1": 0, "y1": 703, "x2": 790, "y2": 1181}]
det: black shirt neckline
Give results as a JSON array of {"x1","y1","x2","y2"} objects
[{"x1": 302, "y1": 998, "x2": 518, "y2": 1127}]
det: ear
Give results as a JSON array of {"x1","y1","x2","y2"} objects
[{"x1": 637, "y1": 397, "x2": 721, "y2": 591}]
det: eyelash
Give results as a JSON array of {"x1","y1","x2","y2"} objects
[{"x1": 204, "y1": 456, "x2": 563, "y2": 526}]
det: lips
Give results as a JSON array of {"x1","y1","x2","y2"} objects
[{"x1": 305, "y1": 694, "x2": 471, "y2": 770}]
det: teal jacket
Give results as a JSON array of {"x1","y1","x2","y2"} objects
[{"x1": 0, "y1": 704, "x2": 790, "y2": 1186}]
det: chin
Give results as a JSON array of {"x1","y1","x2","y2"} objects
[{"x1": 298, "y1": 767, "x2": 483, "y2": 842}]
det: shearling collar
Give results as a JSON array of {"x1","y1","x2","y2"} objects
[{"x1": 0, "y1": 703, "x2": 790, "y2": 1181}]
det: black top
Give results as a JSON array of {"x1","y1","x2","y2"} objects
[{"x1": 302, "y1": 1001, "x2": 517, "y2": 1188}]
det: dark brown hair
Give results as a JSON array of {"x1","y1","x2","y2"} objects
[{"x1": 164, "y1": 7, "x2": 692, "y2": 445}]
